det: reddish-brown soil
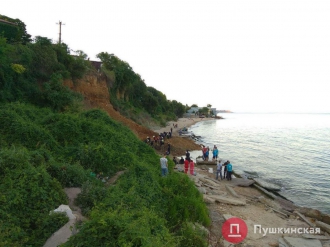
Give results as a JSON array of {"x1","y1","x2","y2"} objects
[{"x1": 64, "y1": 74, "x2": 200, "y2": 156}]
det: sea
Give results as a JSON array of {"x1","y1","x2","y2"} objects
[{"x1": 188, "y1": 113, "x2": 330, "y2": 214}]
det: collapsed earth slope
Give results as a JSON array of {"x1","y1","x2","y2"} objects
[{"x1": 64, "y1": 72, "x2": 200, "y2": 156}]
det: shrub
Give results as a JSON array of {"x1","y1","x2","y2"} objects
[
  {"x1": 177, "y1": 222, "x2": 208, "y2": 247},
  {"x1": 75, "y1": 180, "x2": 107, "y2": 216},
  {"x1": 41, "y1": 73, "x2": 83, "y2": 111},
  {"x1": 0, "y1": 147, "x2": 67, "y2": 246},
  {"x1": 160, "y1": 172, "x2": 210, "y2": 228},
  {"x1": 46, "y1": 160, "x2": 92, "y2": 187},
  {"x1": 0, "y1": 107, "x2": 58, "y2": 150},
  {"x1": 61, "y1": 207, "x2": 176, "y2": 247},
  {"x1": 70, "y1": 157, "x2": 210, "y2": 247},
  {"x1": 27, "y1": 212, "x2": 69, "y2": 246}
]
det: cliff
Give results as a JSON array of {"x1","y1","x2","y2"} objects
[{"x1": 64, "y1": 72, "x2": 200, "y2": 155}]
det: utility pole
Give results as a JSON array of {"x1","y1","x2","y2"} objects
[{"x1": 56, "y1": 21, "x2": 65, "y2": 44}]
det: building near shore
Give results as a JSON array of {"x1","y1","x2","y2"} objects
[{"x1": 186, "y1": 107, "x2": 217, "y2": 116}]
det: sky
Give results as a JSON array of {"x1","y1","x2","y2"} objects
[{"x1": 2, "y1": 0, "x2": 330, "y2": 113}]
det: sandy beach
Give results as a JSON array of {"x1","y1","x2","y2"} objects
[{"x1": 153, "y1": 117, "x2": 214, "y2": 136}]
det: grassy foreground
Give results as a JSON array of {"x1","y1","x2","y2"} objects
[{"x1": 0, "y1": 103, "x2": 210, "y2": 247}]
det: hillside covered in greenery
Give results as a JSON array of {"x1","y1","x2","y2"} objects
[
  {"x1": 96, "y1": 52, "x2": 187, "y2": 125},
  {"x1": 0, "y1": 15, "x2": 210, "y2": 246}
]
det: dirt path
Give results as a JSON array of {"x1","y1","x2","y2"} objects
[
  {"x1": 44, "y1": 170, "x2": 127, "y2": 247},
  {"x1": 43, "y1": 188, "x2": 83, "y2": 247},
  {"x1": 105, "y1": 170, "x2": 126, "y2": 186}
]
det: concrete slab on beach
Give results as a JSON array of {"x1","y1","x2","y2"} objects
[
  {"x1": 230, "y1": 178, "x2": 255, "y2": 187},
  {"x1": 208, "y1": 195, "x2": 246, "y2": 206},
  {"x1": 253, "y1": 178, "x2": 281, "y2": 191}
]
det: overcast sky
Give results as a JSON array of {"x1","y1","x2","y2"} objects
[{"x1": 2, "y1": 0, "x2": 330, "y2": 113}]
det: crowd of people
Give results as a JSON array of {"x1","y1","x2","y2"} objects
[
  {"x1": 166, "y1": 144, "x2": 234, "y2": 181},
  {"x1": 161, "y1": 152, "x2": 234, "y2": 180},
  {"x1": 200, "y1": 145, "x2": 219, "y2": 161},
  {"x1": 169, "y1": 150, "x2": 195, "y2": 176},
  {"x1": 201, "y1": 143, "x2": 234, "y2": 181},
  {"x1": 154, "y1": 128, "x2": 233, "y2": 181},
  {"x1": 145, "y1": 128, "x2": 173, "y2": 153},
  {"x1": 215, "y1": 160, "x2": 233, "y2": 181},
  {"x1": 183, "y1": 157, "x2": 195, "y2": 175}
]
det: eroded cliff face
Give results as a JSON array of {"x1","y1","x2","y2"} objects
[
  {"x1": 63, "y1": 72, "x2": 154, "y2": 139},
  {"x1": 63, "y1": 72, "x2": 200, "y2": 155}
]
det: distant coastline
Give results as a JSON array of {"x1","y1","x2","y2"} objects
[{"x1": 216, "y1": 110, "x2": 233, "y2": 113}]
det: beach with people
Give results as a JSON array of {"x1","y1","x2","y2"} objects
[
  {"x1": 151, "y1": 116, "x2": 214, "y2": 137},
  {"x1": 154, "y1": 116, "x2": 330, "y2": 247}
]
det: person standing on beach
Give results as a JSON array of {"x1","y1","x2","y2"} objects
[
  {"x1": 216, "y1": 160, "x2": 222, "y2": 180},
  {"x1": 202, "y1": 145, "x2": 207, "y2": 160},
  {"x1": 184, "y1": 157, "x2": 189, "y2": 173},
  {"x1": 189, "y1": 159, "x2": 195, "y2": 175},
  {"x1": 226, "y1": 161, "x2": 233, "y2": 181},
  {"x1": 166, "y1": 143, "x2": 171, "y2": 155},
  {"x1": 185, "y1": 150, "x2": 190, "y2": 160},
  {"x1": 212, "y1": 145, "x2": 219, "y2": 161},
  {"x1": 160, "y1": 154, "x2": 168, "y2": 176},
  {"x1": 160, "y1": 137, "x2": 165, "y2": 151},
  {"x1": 205, "y1": 147, "x2": 209, "y2": 161},
  {"x1": 223, "y1": 160, "x2": 229, "y2": 179}
]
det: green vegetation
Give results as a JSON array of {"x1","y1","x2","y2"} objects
[
  {"x1": 0, "y1": 21, "x2": 19, "y2": 43},
  {"x1": 0, "y1": 14, "x2": 31, "y2": 44},
  {"x1": 0, "y1": 146, "x2": 69, "y2": 246},
  {"x1": 0, "y1": 15, "x2": 210, "y2": 246},
  {"x1": 97, "y1": 52, "x2": 187, "y2": 126}
]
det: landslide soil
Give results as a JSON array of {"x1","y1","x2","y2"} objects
[{"x1": 64, "y1": 74, "x2": 200, "y2": 156}]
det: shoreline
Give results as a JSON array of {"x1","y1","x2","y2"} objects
[
  {"x1": 156, "y1": 118, "x2": 330, "y2": 246},
  {"x1": 177, "y1": 118, "x2": 330, "y2": 214},
  {"x1": 151, "y1": 116, "x2": 215, "y2": 136},
  {"x1": 184, "y1": 164, "x2": 330, "y2": 246}
]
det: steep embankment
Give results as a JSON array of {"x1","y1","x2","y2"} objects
[{"x1": 64, "y1": 73, "x2": 200, "y2": 156}]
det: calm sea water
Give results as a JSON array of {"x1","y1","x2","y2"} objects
[{"x1": 189, "y1": 113, "x2": 330, "y2": 214}]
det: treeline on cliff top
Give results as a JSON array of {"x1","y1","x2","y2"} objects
[
  {"x1": 97, "y1": 52, "x2": 187, "y2": 125},
  {"x1": 0, "y1": 15, "x2": 210, "y2": 246}
]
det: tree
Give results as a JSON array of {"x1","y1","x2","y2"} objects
[
  {"x1": 0, "y1": 15, "x2": 32, "y2": 44},
  {"x1": 191, "y1": 104, "x2": 198, "y2": 107},
  {"x1": 29, "y1": 36, "x2": 58, "y2": 80},
  {"x1": 97, "y1": 52, "x2": 135, "y2": 93},
  {"x1": 207, "y1": 104, "x2": 212, "y2": 108},
  {"x1": 200, "y1": 107, "x2": 209, "y2": 116},
  {"x1": 169, "y1": 100, "x2": 185, "y2": 117},
  {"x1": 0, "y1": 21, "x2": 19, "y2": 43}
]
